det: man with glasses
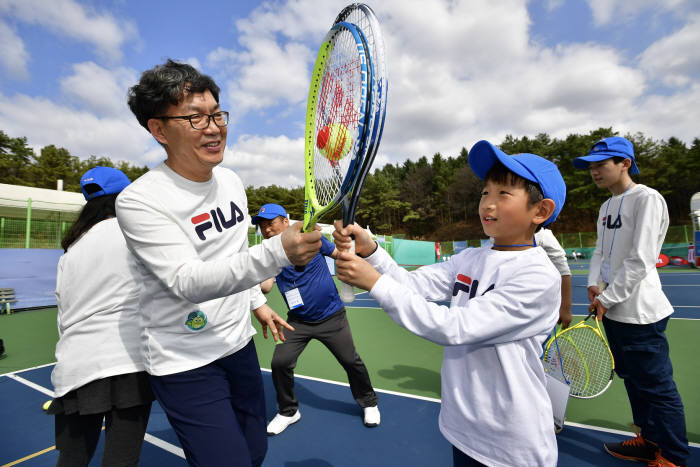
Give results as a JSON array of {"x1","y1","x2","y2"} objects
[
  {"x1": 116, "y1": 59, "x2": 322, "y2": 467},
  {"x1": 252, "y1": 203, "x2": 379, "y2": 436}
]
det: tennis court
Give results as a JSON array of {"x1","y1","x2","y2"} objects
[{"x1": 1, "y1": 265, "x2": 699, "y2": 466}]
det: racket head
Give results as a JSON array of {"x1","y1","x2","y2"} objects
[
  {"x1": 547, "y1": 316, "x2": 614, "y2": 398},
  {"x1": 302, "y1": 21, "x2": 372, "y2": 232},
  {"x1": 334, "y1": 4, "x2": 388, "y2": 225}
]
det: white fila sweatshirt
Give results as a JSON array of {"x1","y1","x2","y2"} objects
[
  {"x1": 368, "y1": 245, "x2": 560, "y2": 467},
  {"x1": 116, "y1": 163, "x2": 290, "y2": 376}
]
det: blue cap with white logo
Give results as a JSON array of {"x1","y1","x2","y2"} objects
[
  {"x1": 468, "y1": 140, "x2": 567, "y2": 226},
  {"x1": 80, "y1": 166, "x2": 131, "y2": 201},
  {"x1": 573, "y1": 136, "x2": 639, "y2": 175},
  {"x1": 251, "y1": 203, "x2": 288, "y2": 225}
]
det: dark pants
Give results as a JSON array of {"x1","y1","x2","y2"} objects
[
  {"x1": 603, "y1": 316, "x2": 689, "y2": 465},
  {"x1": 149, "y1": 339, "x2": 267, "y2": 467},
  {"x1": 271, "y1": 309, "x2": 377, "y2": 416},
  {"x1": 452, "y1": 446, "x2": 486, "y2": 467},
  {"x1": 55, "y1": 403, "x2": 151, "y2": 467}
]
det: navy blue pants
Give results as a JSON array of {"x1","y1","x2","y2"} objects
[
  {"x1": 149, "y1": 339, "x2": 267, "y2": 467},
  {"x1": 603, "y1": 316, "x2": 689, "y2": 465}
]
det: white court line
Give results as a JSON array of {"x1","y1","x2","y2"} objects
[
  {"x1": 3, "y1": 370, "x2": 186, "y2": 460},
  {"x1": 260, "y1": 367, "x2": 442, "y2": 403}
]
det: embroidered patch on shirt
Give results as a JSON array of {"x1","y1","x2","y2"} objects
[{"x1": 185, "y1": 310, "x2": 207, "y2": 331}]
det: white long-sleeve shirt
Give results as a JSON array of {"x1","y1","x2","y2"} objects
[
  {"x1": 116, "y1": 163, "x2": 291, "y2": 375},
  {"x1": 53, "y1": 218, "x2": 143, "y2": 397},
  {"x1": 367, "y1": 245, "x2": 560, "y2": 467},
  {"x1": 588, "y1": 184, "x2": 673, "y2": 324}
]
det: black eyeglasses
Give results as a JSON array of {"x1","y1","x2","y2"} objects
[{"x1": 156, "y1": 111, "x2": 229, "y2": 130}]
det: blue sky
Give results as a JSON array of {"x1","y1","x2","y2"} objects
[{"x1": 1, "y1": 0, "x2": 699, "y2": 188}]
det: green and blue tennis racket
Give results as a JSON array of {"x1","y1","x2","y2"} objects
[{"x1": 301, "y1": 21, "x2": 372, "y2": 235}]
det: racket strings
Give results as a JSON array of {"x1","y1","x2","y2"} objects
[
  {"x1": 313, "y1": 29, "x2": 364, "y2": 206},
  {"x1": 556, "y1": 326, "x2": 613, "y2": 397}
]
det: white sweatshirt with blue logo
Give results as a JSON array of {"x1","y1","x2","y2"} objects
[
  {"x1": 367, "y1": 245, "x2": 560, "y2": 467},
  {"x1": 116, "y1": 163, "x2": 291, "y2": 376},
  {"x1": 588, "y1": 184, "x2": 673, "y2": 324}
]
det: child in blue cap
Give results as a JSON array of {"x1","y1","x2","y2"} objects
[
  {"x1": 333, "y1": 140, "x2": 566, "y2": 466},
  {"x1": 574, "y1": 136, "x2": 689, "y2": 467}
]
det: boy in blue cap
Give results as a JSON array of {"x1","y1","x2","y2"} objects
[
  {"x1": 252, "y1": 203, "x2": 379, "y2": 435},
  {"x1": 574, "y1": 136, "x2": 689, "y2": 467},
  {"x1": 333, "y1": 140, "x2": 565, "y2": 466}
]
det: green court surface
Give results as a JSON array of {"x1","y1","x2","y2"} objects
[{"x1": 2, "y1": 292, "x2": 699, "y2": 444}]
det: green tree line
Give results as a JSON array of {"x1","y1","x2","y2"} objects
[{"x1": 2, "y1": 128, "x2": 698, "y2": 240}]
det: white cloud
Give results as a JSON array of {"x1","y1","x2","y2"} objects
[
  {"x1": 223, "y1": 133, "x2": 305, "y2": 188},
  {"x1": 60, "y1": 62, "x2": 138, "y2": 116},
  {"x1": 0, "y1": 20, "x2": 29, "y2": 79},
  {"x1": 0, "y1": 92, "x2": 155, "y2": 165},
  {"x1": 639, "y1": 14, "x2": 700, "y2": 88},
  {"x1": 585, "y1": 0, "x2": 695, "y2": 26},
  {"x1": 0, "y1": 0, "x2": 136, "y2": 62}
]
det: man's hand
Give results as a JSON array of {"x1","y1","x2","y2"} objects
[
  {"x1": 335, "y1": 250, "x2": 381, "y2": 291},
  {"x1": 252, "y1": 303, "x2": 294, "y2": 342},
  {"x1": 281, "y1": 222, "x2": 322, "y2": 266},
  {"x1": 332, "y1": 220, "x2": 376, "y2": 256}
]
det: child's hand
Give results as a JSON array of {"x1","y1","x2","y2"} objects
[
  {"x1": 333, "y1": 221, "x2": 376, "y2": 257},
  {"x1": 335, "y1": 250, "x2": 381, "y2": 291}
]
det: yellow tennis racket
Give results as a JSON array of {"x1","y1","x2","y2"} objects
[{"x1": 543, "y1": 310, "x2": 615, "y2": 399}]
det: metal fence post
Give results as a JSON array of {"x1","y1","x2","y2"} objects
[{"x1": 25, "y1": 198, "x2": 32, "y2": 249}]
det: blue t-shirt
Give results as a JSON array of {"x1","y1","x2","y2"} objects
[{"x1": 275, "y1": 236, "x2": 343, "y2": 322}]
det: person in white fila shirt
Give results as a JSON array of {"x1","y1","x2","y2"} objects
[
  {"x1": 334, "y1": 140, "x2": 566, "y2": 467},
  {"x1": 574, "y1": 136, "x2": 689, "y2": 467},
  {"x1": 51, "y1": 166, "x2": 154, "y2": 467},
  {"x1": 116, "y1": 59, "x2": 321, "y2": 467}
]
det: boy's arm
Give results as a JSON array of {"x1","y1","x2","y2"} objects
[
  {"x1": 597, "y1": 193, "x2": 667, "y2": 310},
  {"x1": 535, "y1": 230, "x2": 572, "y2": 327},
  {"x1": 371, "y1": 261, "x2": 560, "y2": 346},
  {"x1": 587, "y1": 207, "x2": 605, "y2": 301}
]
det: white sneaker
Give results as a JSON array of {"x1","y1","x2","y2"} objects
[
  {"x1": 266, "y1": 411, "x2": 301, "y2": 435},
  {"x1": 363, "y1": 406, "x2": 380, "y2": 427}
]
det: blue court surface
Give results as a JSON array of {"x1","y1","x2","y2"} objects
[{"x1": 2, "y1": 364, "x2": 699, "y2": 466}]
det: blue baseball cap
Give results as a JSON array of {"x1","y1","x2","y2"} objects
[
  {"x1": 80, "y1": 166, "x2": 130, "y2": 201},
  {"x1": 468, "y1": 140, "x2": 566, "y2": 226},
  {"x1": 573, "y1": 136, "x2": 639, "y2": 175},
  {"x1": 251, "y1": 203, "x2": 288, "y2": 225}
]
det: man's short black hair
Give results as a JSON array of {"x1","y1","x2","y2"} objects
[{"x1": 127, "y1": 59, "x2": 220, "y2": 130}]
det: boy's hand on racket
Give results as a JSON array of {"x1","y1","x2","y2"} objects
[
  {"x1": 335, "y1": 250, "x2": 381, "y2": 291},
  {"x1": 281, "y1": 222, "x2": 322, "y2": 266},
  {"x1": 253, "y1": 303, "x2": 294, "y2": 342},
  {"x1": 589, "y1": 299, "x2": 608, "y2": 320},
  {"x1": 587, "y1": 285, "x2": 600, "y2": 303},
  {"x1": 332, "y1": 220, "x2": 376, "y2": 257}
]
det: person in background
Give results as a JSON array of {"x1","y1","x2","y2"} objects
[
  {"x1": 116, "y1": 59, "x2": 321, "y2": 467},
  {"x1": 253, "y1": 203, "x2": 379, "y2": 435},
  {"x1": 574, "y1": 136, "x2": 689, "y2": 467},
  {"x1": 50, "y1": 166, "x2": 154, "y2": 467}
]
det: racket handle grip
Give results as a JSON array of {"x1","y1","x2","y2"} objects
[{"x1": 339, "y1": 240, "x2": 356, "y2": 303}]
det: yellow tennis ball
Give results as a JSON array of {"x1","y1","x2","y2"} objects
[
  {"x1": 317, "y1": 123, "x2": 352, "y2": 161},
  {"x1": 42, "y1": 400, "x2": 52, "y2": 411}
]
